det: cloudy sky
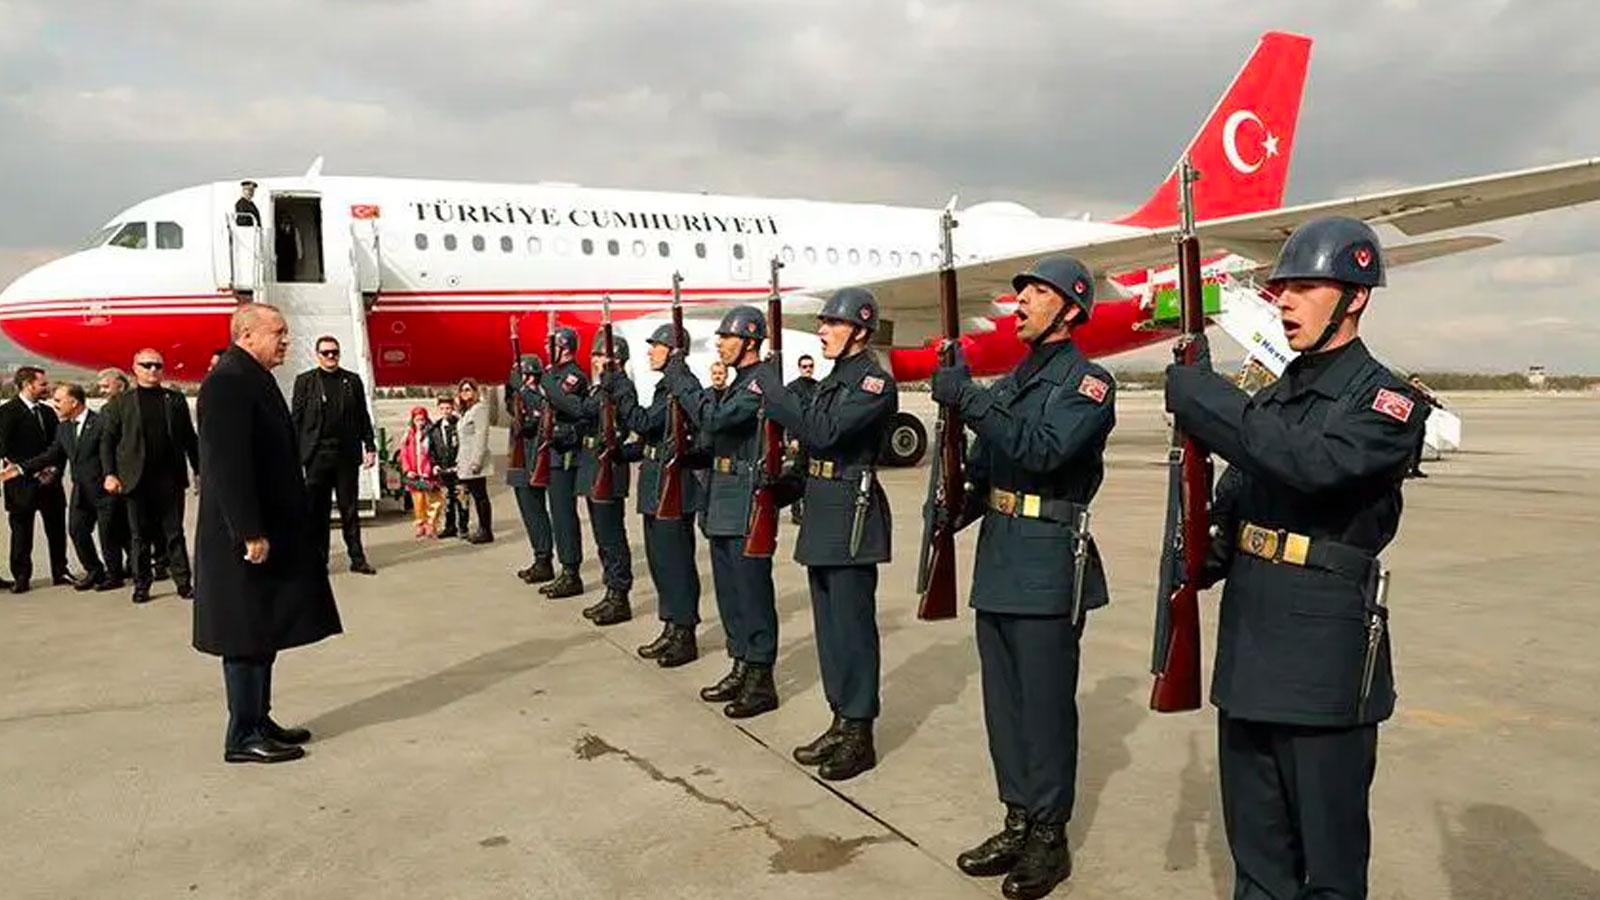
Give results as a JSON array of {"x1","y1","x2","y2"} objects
[{"x1": 2, "y1": 0, "x2": 1597, "y2": 371}]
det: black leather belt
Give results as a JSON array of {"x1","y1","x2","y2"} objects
[
  {"x1": 806, "y1": 459, "x2": 874, "y2": 480},
  {"x1": 987, "y1": 487, "x2": 1086, "y2": 525},
  {"x1": 1236, "y1": 521, "x2": 1375, "y2": 582}
]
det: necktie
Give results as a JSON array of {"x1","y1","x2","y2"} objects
[{"x1": 35, "y1": 405, "x2": 51, "y2": 434}]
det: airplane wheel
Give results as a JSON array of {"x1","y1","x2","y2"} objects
[{"x1": 879, "y1": 412, "x2": 927, "y2": 468}]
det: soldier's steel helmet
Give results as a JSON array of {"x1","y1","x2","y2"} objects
[
  {"x1": 549, "y1": 326, "x2": 579, "y2": 354},
  {"x1": 716, "y1": 305, "x2": 768, "y2": 342},
  {"x1": 647, "y1": 323, "x2": 689, "y2": 350},
  {"x1": 590, "y1": 330, "x2": 630, "y2": 363},
  {"x1": 1269, "y1": 216, "x2": 1386, "y2": 288},
  {"x1": 818, "y1": 287, "x2": 880, "y2": 334},
  {"x1": 517, "y1": 354, "x2": 543, "y2": 377},
  {"x1": 1012, "y1": 254, "x2": 1096, "y2": 317}
]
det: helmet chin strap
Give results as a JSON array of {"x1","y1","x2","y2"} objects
[
  {"x1": 1305, "y1": 285, "x2": 1360, "y2": 354},
  {"x1": 1030, "y1": 301, "x2": 1074, "y2": 349}
]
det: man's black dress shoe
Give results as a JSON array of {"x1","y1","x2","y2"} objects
[
  {"x1": 11, "y1": 580, "x2": 30, "y2": 595},
  {"x1": 74, "y1": 573, "x2": 106, "y2": 592},
  {"x1": 176, "y1": 581, "x2": 195, "y2": 599},
  {"x1": 264, "y1": 720, "x2": 312, "y2": 745},
  {"x1": 350, "y1": 560, "x2": 377, "y2": 575},
  {"x1": 52, "y1": 573, "x2": 77, "y2": 587},
  {"x1": 131, "y1": 585, "x2": 152, "y2": 604},
  {"x1": 224, "y1": 737, "x2": 306, "y2": 764},
  {"x1": 96, "y1": 578, "x2": 126, "y2": 592}
]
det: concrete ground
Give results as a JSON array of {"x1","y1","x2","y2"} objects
[{"x1": 2, "y1": 391, "x2": 1597, "y2": 899}]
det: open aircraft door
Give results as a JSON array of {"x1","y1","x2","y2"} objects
[{"x1": 350, "y1": 204, "x2": 382, "y2": 308}]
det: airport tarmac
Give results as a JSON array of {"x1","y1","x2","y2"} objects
[{"x1": 1, "y1": 391, "x2": 1597, "y2": 899}]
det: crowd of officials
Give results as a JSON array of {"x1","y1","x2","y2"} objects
[{"x1": 0, "y1": 215, "x2": 1432, "y2": 899}]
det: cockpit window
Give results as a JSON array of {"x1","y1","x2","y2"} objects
[
  {"x1": 155, "y1": 222, "x2": 184, "y2": 249},
  {"x1": 108, "y1": 222, "x2": 148, "y2": 249}
]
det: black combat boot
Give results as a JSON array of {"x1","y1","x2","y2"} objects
[
  {"x1": 723, "y1": 663, "x2": 778, "y2": 719},
  {"x1": 792, "y1": 714, "x2": 845, "y2": 766},
  {"x1": 656, "y1": 625, "x2": 698, "y2": 668},
  {"x1": 637, "y1": 624, "x2": 674, "y2": 659},
  {"x1": 818, "y1": 718, "x2": 876, "y2": 781},
  {"x1": 957, "y1": 804, "x2": 1030, "y2": 877},
  {"x1": 524, "y1": 558, "x2": 555, "y2": 584},
  {"x1": 581, "y1": 594, "x2": 609, "y2": 620},
  {"x1": 591, "y1": 590, "x2": 632, "y2": 626},
  {"x1": 1001, "y1": 820, "x2": 1070, "y2": 900},
  {"x1": 540, "y1": 568, "x2": 584, "y2": 599},
  {"x1": 699, "y1": 659, "x2": 747, "y2": 702}
]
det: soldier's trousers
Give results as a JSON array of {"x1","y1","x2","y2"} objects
[
  {"x1": 643, "y1": 514, "x2": 699, "y2": 626},
  {"x1": 545, "y1": 467, "x2": 583, "y2": 568},
  {"x1": 708, "y1": 536, "x2": 777, "y2": 665},
  {"x1": 976, "y1": 611, "x2": 1084, "y2": 824},
  {"x1": 512, "y1": 485, "x2": 553, "y2": 563},
  {"x1": 807, "y1": 565, "x2": 880, "y2": 720},
  {"x1": 1218, "y1": 712, "x2": 1378, "y2": 900},
  {"x1": 584, "y1": 498, "x2": 633, "y2": 592}
]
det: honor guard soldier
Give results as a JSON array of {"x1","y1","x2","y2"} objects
[
  {"x1": 536, "y1": 326, "x2": 588, "y2": 599},
  {"x1": 1165, "y1": 217, "x2": 1425, "y2": 900},
  {"x1": 661, "y1": 306, "x2": 781, "y2": 719},
  {"x1": 931, "y1": 254, "x2": 1114, "y2": 900},
  {"x1": 606, "y1": 323, "x2": 702, "y2": 665},
  {"x1": 506, "y1": 354, "x2": 555, "y2": 584},
  {"x1": 751, "y1": 287, "x2": 896, "y2": 781},
  {"x1": 577, "y1": 332, "x2": 636, "y2": 625}
]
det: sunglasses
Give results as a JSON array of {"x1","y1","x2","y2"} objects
[
  {"x1": 318, "y1": 348, "x2": 341, "y2": 358},
  {"x1": 136, "y1": 361, "x2": 163, "y2": 371}
]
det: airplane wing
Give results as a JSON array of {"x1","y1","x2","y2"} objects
[{"x1": 858, "y1": 156, "x2": 1599, "y2": 341}]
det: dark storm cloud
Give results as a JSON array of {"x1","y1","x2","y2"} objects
[{"x1": 0, "y1": 0, "x2": 1596, "y2": 369}]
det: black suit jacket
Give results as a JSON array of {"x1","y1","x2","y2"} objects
[
  {"x1": 291, "y1": 367, "x2": 376, "y2": 467},
  {"x1": 0, "y1": 396, "x2": 64, "y2": 511},
  {"x1": 99, "y1": 387, "x2": 200, "y2": 494},
  {"x1": 20, "y1": 410, "x2": 109, "y2": 507}
]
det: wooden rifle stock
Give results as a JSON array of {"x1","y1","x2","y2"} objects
[
  {"x1": 591, "y1": 295, "x2": 620, "y2": 502},
  {"x1": 656, "y1": 272, "x2": 689, "y2": 519},
  {"x1": 508, "y1": 316, "x2": 528, "y2": 471},
  {"x1": 1149, "y1": 158, "x2": 1213, "y2": 713},
  {"x1": 743, "y1": 257, "x2": 784, "y2": 558},
  {"x1": 528, "y1": 311, "x2": 557, "y2": 488},
  {"x1": 915, "y1": 207, "x2": 963, "y2": 621}
]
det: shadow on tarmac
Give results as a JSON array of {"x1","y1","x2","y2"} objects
[
  {"x1": 304, "y1": 632, "x2": 595, "y2": 739},
  {"x1": 1436, "y1": 802, "x2": 1600, "y2": 900}
]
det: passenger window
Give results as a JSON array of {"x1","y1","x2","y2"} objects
[
  {"x1": 607, "y1": 239, "x2": 620, "y2": 256},
  {"x1": 500, "y1": 236, "x2": 513, "y2": 253},
  {"x1": 582, "y1": 238, "x2": 594, "y2": 255},
  {"x1": 781, "y1": 245, "x2": 795, "y2": 263},
  {"x1": 657, "y1": 241, "x2": 670, "y2": 258},
  {"x1": 415, "y1": 233, "x2": 429, "y2": 251},
  {"x1": 155, "y1": 222, "x2": 184, "y2": 249},
  {"x1": 847, "y1": 248, "x2": 860, "y2": 265},
  {"x1": 471, "y1": 235, "x2": 486, "y2": 252},
  {"x1": 826, "y1": 247, "x2": 839, "y2": 264},
  {"x1": 695, "y1": 242, "x2": 707, "y2": 259},
  {"x1": 868, "y1": 249, "x2": 881, "y2": 266},
  {"x1": 890, "y1": 250, "x2": 902, "y2": 267},
  {"x1": 732, "y1": 244, "x2": 745, "y2": 260},
  {"x1": 910, "y1": 251, "x2": 922, "y2": 267},
  {"x1": 632, "y1": 240, "x2": 646, "y2": 257},
  {"x1": 804, "y1": 247, "x2": 817, "y2": 263},
  {"x1": 108, "y1": 222, "x2": 148, "y2": 249},
  {"x1": 443, "y1": 234, "x2": 458, "y2": 251},
  {"x1": 528, "y1": 236, "x2": 543, "y2": 255}
]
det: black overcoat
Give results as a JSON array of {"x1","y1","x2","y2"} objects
[{"x1": 192, "y1": 346, "x2": 341, "y2": 658}]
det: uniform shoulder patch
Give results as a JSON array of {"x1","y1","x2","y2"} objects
[
  {"x1": 1078, "y1": 373, "x2": 1109, "y2": 403},
  {"x1": 561, "y1": 373, "x2": 579, "y2": 392},
  {"x1": 860, "y1": 375, "x2": 885, "y2": 395},
  {"x1": 1372, "y1": 387, "x2": 1414, "y2": 423},
  {"x1": 747, "y1": 379, "x2": 763, "y2": 395}
]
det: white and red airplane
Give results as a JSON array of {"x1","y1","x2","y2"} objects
[{"x1": 3, "y1": 30, "x2": 1597, "y2": 464}]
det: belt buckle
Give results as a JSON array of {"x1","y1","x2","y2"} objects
[
  {"x1": 1020, "y1": 493, "x2": 1041, "y2": 519},
  {"x1": 1242, "y1": 524, "x2": 1280, "y2": 561},
  {"x1": 819, "y1": 460, "x2": 834, "y2": 479},
  {"x1": 991, "y1": 489, "x2": 1016, "y2": 516},
  {"x1": 1282, "y1": 532, "x2": 1310, "y2": 566}
]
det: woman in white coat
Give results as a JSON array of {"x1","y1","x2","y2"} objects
[{"x1": 455, "y1": 379, "x2": 494, "y2": 543}]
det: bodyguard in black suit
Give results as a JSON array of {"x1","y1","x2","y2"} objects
[
  {"x1": 752, "y1": 288, "x2": 898, "y2": 782},
  {"x1": 0, "y1": 366, "x2": 71, "y2": 593},
  {"x1": 9, "y1": 383, "x2": 124, "y2": 590},
  {"x1": 195, "y1": 305, "x2": 341, "y2": 764},
  {"x1": 100, "y1": 350, "x2": 200, "y2": 604},
  {"x1": 291, "y1": 335, "x2": 378, "y2": 575},
  {"x1": 933, "y1": 256, "x2": 1114, "y2": 900},
  {"x1": 1166, "y1": 218, "x2": 1423, "y2": 900}
]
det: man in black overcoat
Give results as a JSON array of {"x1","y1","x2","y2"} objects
[{"x1": 194, "y1": 303, "x2": 342, "y2": 764}]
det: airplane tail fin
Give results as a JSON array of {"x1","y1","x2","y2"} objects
[{"x1": 1118, "y1": 31, "x2": 1312, "y2": 227}]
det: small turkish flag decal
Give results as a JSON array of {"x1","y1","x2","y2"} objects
[
  {"x1": 351, "y1": 204, "x2": 380, "y2": 220},
  {"x1": 1074, "y1": 279, "x2": 1087, "y2": 295},
  {"x1": 1355, "y1": 247, "x2": 1372, "y2": 268},
  {"x1": 1078, "y1": 374, "x2": 1108, "y2": 403},
  {"x1": 861, "y1": 375, "x2": 885, "y2": 394},
  {"x1": 1372, "y1": 388, "x2": 1414, "y2": 423},
  {"x1": 860, "y1": 306, "x2": 872, "y2": 320}
]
